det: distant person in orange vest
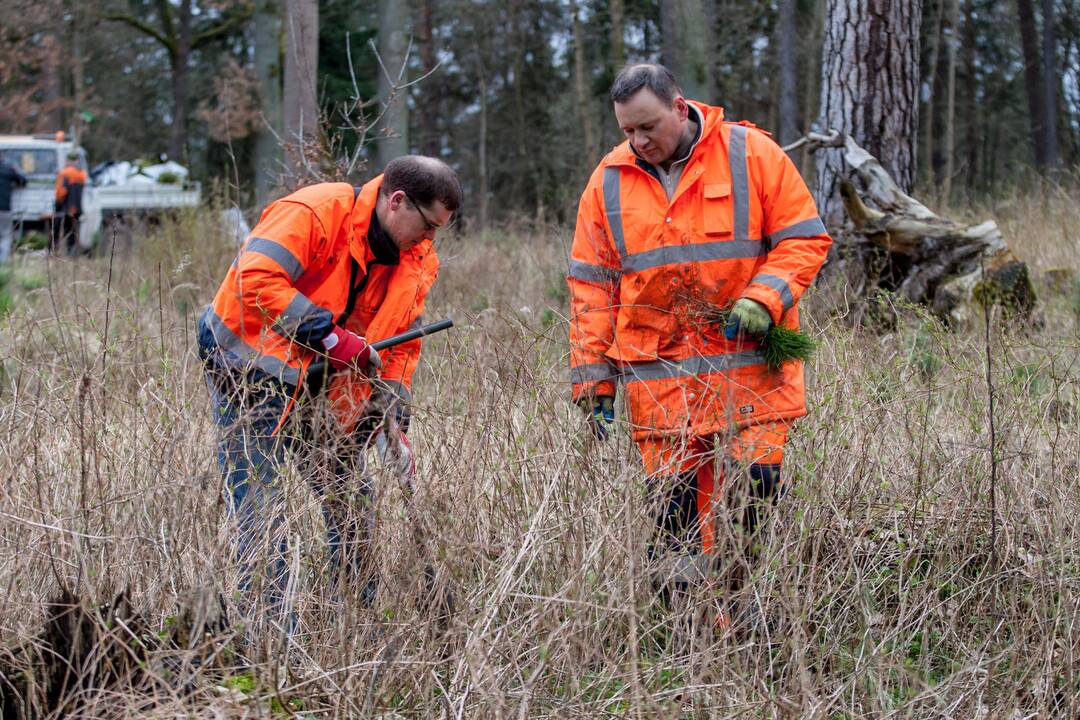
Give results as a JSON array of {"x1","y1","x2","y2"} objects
[
  {"x1": 0, "y1": 155, "x2": 27, "y2": 263},
  {"x1": 53, "y1": 152, "x2": 87, "y2": 255},
  {"x1": 567, "y1": 64, "x2": 832, "y2": 630},
  {"x1": 198, "y1": 155, "x2": 460, "y2": 636}
]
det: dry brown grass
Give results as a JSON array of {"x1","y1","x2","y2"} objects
[{"x1": 0, "y1": 197, "x2": 1078, "y2": 718}]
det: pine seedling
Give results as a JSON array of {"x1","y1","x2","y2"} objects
[{"x1": 705, "y1": 305, "x2": 816, "y2": 370}]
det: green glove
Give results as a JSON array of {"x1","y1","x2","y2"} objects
[
  {"x1": 578, "y1": 395, "x2": 615, "y2": 441},
  {"x1": 724, "y1": 298, "x2": 772, "y2": 340}
]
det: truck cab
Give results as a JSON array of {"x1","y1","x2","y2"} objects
[{"x1": 0, "y1": 133, "x2": 101, "y2": 248}]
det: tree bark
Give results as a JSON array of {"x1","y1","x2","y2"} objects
[
  {"x1": 777, "y1": 0, "x2": 799, "y2": 146},
  {"x1": 1040, "y1": 0, "x2": 1059, "y2": 166},
  {"x1": 610, "y1": 0, "x2": 625, "y2": 70},
  {"x1": 922, "y1": 0, "x2": 944, "y2": 189},
  {"x1": 816, "y1": 0, "x2": 921, "y2": 226},
  {"x1": 253, "y1": 0, "x2": 283, "y2": 206},
  {"x1": 375, "y1": 0, "x2": 409, "y2": 170},
  {"x1": 961, "y1": 0, "x2": 977, "y2": 198},
  {"x1": 942, "y1": 0, "x2": 959, "y2": 201},
  {"x1": 659, "y1": 0, "x2": 711, "y2": 100},
  {"x1": 477, "y1": 72, "x2": 489, "y2": 230},
  {"x1": 1016, "y1": 0, "x2": 1046, "y2": 166},
  {"x1": 168, "y1": 0, "x2": 194, "y2": 163},
  {"x1": 283, "y1": 0, "x2": 319, "y2": 178},
  {"x1": 570, "y1": 0, "x2": 598, "y2": 168},
  {"x1": 417, "y1": 0, "x2": 441, "y2": 158}
]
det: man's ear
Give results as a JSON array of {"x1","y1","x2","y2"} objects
[{"x1": 673, "y1": 96, "x2": 689, "y2": 120}]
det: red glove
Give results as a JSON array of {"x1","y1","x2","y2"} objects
[{"x1": 321, "y1": 326, "x2": 382, "y2": 372}]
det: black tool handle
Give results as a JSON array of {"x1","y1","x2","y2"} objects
[{"x1": 370, "y1": 318, "x2": 454, "y2": 351}]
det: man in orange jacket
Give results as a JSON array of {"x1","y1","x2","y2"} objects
[
  {"x1": 567, "y1": 64, "x2": 831, "y2": 626},
  {"x1": 198, "y1": 155, "x2": 460, "y2": 634},
  {"x1": 53, "y1": 152, "x2": 87, "y2": 255}
]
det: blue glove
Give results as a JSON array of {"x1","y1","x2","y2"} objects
[
  {"x1": 578, "y1": 396, "x2": 615, "y2": 441},
  {"x1": 724, "y1": 298, "x2": 772, "y2": 340}
]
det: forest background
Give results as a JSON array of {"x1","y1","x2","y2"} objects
[{"x1": 3, "y1": 0, "x2": 1078, "y2": 220}]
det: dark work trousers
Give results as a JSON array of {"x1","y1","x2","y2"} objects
[
  {"x1": 51, "y1": 214, "x2": 80, "y2": 255},
  {"x1": 204, "y1": 364, "x2": 378, "y2": 639}
]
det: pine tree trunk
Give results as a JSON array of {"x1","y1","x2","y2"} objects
[
  {"x1": 1016, "y1": 0, "x2": 1046, "y2": 167},
  {"x1": 816, "y1": 0, "x2": 921, "y2": 226},
  {"x1": 253, "y1": 0, "x2": 283, "y2": 206},
  {"x1": 169, "y1": 0, "x2": 194, "y2": 163},
  {"x1": 1040, "y1": 0, "x2": 1059, "y2": 166},
  {"x1": 922, "y1": 0, "x2": 944, "y2": 189},
  {"x1": 610, "y1": 0, "x2": 625, "y2": 69},
  {"x1": 418, "y1": 0, "x2": 440, "y2": 158},
  {"x1": 961, "y1": 0, "x2": 977, "y2": 198},
  {"x1": 375, "y1": 0, "x2": 409, "y2": 170},
  {"x1": 570, "y1": 0, "x2": 598, "y2": 167},
  {"x1": 777, "y1": 0, "x2": 799, "y2": 146},
  {"x1": 283, "y1": 0, "x2": 319, "y2": 178},
  {"x1": 669, "y1": 0, "x2": 711, "y2": 101},
  {"x1": 942, "y1": 0, "x2": 958, "y2": 202}
]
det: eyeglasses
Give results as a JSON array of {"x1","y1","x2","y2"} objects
[{"x1": 404, "y1": 191, "x2": 456, "y2": 233}]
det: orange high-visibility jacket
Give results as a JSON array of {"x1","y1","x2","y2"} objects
[
  {"x1": 567, "y1": 101, "x2": 832, "y2": 440},
  {"x1": 54, "y1": 165, "x2": 87, "y2": 216},
  {"x1": 202, "y1": 177, "x2": 438, "y2": 429}
]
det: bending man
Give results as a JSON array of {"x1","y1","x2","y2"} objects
[{"x1": 198, "y1": 156, "x2": 460, "y2": 636}]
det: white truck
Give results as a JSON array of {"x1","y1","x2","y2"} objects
[{"x1": 0, "y1": 133, "x2": 201, "y2": 250}]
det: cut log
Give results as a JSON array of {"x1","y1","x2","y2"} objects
[{"x1": 788, "y1": 131, "x2": 1036, "y2": 325}]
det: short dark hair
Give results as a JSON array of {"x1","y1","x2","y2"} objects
[
  {"x1": 380, "y1": 155, "x2": 462, "y2": 212},
  {"x1": 610, "y1": 63, "x2": 683, "y2": 105}
]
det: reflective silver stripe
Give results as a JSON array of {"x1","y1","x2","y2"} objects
[
  {"x1": 408, "y1": 316, "x2": 424, "y2": 331},
  {"x1": 621, "y1": 240, "x2": 767, "y2": 273},
  {"x1": 204, "y1": 309, "x2": 301, "y2": 385},
  {"x1": 729, "y1": 125, "x2": 750, "y2": 242},
  {"x1": 570, "y1": 362, "x2": 618, "y2": 385},
  {"x1": 751, "y1": 273, "x2": 794, "y2": 311},
  {"x1": 623, "y1": 351, "x2": 766, "y2": 382},
  {"x1": 244, "y1": 237, "x2": 304, "y2": 283},
  {"x1": 568, "y1": 259, "x2": 620, "y2": 284},
  {"x1": 603, "y1": 167, "x2": 628, "y2": 258},
  {"x1": 766, "y1": 216, "x2": 827, "y2": 244},
  {"x1": 271, "y1": 292, "x2": 329, "y2": 337},
  {"x1": 380, "y1": 380, "x2": 413, "y2": 404}
]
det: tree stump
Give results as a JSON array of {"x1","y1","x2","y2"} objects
[{"x1": 789, "y1": 131, "x2": 1036, "y2": 325}]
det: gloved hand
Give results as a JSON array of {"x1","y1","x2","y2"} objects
[
  {"x1": 322, "y1": 326, "x2": 383, "y2": 372},
  {"x1": 376, "y1": 427, "x2": 415, "y2": 480},
  {"x1": 724, "y1": 298, "x2": 772, "y2": 340},
  {"x1": 578, "y1": 395, "x2": 615, "y2": 441}
]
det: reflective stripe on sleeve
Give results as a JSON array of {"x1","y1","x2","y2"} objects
[
  {"x1": 204, "y1": 309, "x2": 301, "y2": 385},
  {"x1": 244, "y1": 237, "x2": 305, "y2": 283},
  {"x1": 568, "y1": 259, "x2": 621, "y2": 284},
  {"x1": 750, "y1": 273, "x2": 795, "y2": 311},
  {"x1": 570, "y1": 362, "x2": 619, "y2": 385},
  {"x1": 272, "y1": 292, "x2": 331, "y2": 337},
  {"x1": 766, "y1": 216, "x2": 828, "y2": 245}
]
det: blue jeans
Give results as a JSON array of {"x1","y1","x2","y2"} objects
[{"x1": 205, "y1": 367, "x2": 377, "y2": 636}]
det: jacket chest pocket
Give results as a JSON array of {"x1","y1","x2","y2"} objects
[{"x1": 703, "y1": 182, "x2": 733, "y2": 237}]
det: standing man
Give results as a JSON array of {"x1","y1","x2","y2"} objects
[
  {"x1": 198, "y1": 156, "x2": 460, "y2": 636},
  {"x1": 53, "y1": 152, "x2": 87, "y2": 255},
  {"x1": 0, "y1": 155, "x2": 27, "y2": 263},
  {"x1": 567, "y1": 64, "x2": 831, "y2": 626}
]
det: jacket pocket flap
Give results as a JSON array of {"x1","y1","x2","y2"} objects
[{"x1": 704, "y1": 182, "x2": 731, "y2": 199}]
